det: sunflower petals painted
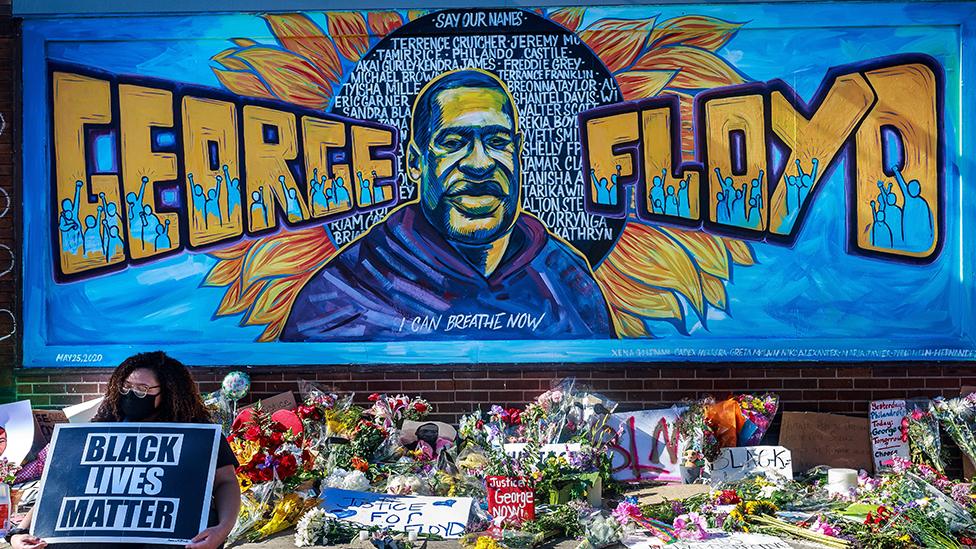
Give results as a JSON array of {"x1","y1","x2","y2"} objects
[
  {"x1": 725, "y1": 238, "x2": 757, "y2": 266},
  {"x1": 597, "y1": 262, "x2": 683, "y2": 320},
  {"x1": 230, "y1": 46, "x2": 333, "y2": 109},
  {"x1": 240, "y1": 227, "x2": 336, "y2": 290},
  {"x1": 612, "y1": 308, "x2": 651, "y2": 338},
  {"x1": 263, "y1": 13, "x2": 342, "y2": 83},
  {"x1": 661, "y1": 227, "x2": 730, "y2": 280},
  {"x1": 616, "y1": 70, "x2": 676, "y2": 100},
  {"x1": 247, "y1": 277, "x2": 305, "y2": 325},
  {"x1": 368, "y1": 11, "x2": 404, "y2": 38},
  {"x1": 701, "y1": 272, "x2": 728, "y2": 311},
  {"x1": 633, "y1": 45, "x2": 746, "y2": 90},
  {"x1": 407, "y1": 10, "x2": 431, "y2": 22},
  {"x1": 327, "y1": 11, "x2": 370, "y2": 62},
  {"x1": 648, "y1": 15, "x2": 744, "y2": 52},
  {"x1": 211, "y1": 67, "x2": 274, "y2": 100},
  {"x1": 548, "y1": 7, "x2": 586, "y2": 32},
  {"x1": 606, "y1": 222, "x2": 705, "y2": 317},
  {"x1": 232, "y1": 38, "x2": 259, "y2": 47},
  {"x1": 580, "y1": 16, "x2": 657, "y2": 73}
]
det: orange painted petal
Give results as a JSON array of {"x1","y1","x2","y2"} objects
[
  {"x1": 633, "y1": 45, "x2": 746, "y2": 90},
  {"x1": 247, "y1": 277, "x2": 305, "y2": 325},
  {"x1": 203, "y1": 255, "x2": 244, "y2": 287},
  {"x1": 217, "y1": 279, "x2": 268, "y2": 317},
  {"x1": 231, "y1": 46, "x2": 332, "y2": 109},
  {"x1": 368, "y1": 11, "x2": 404, "y2": 37},
  {"x1": 232, "y1": 38, "x2": 259, "y2": 47},
  {"x1": 263, "y1": 14, "x2": 342, "y2": 83},
  {"x1": 241, "y1": 227, "x2": 336, "y2": 290},
  {"x1": 616, "y1": 70, "x2": 675, "y2": 100},
  {"x1": 211, "y1": 67, "x2": 274, "y2": 100},
  {"x1": 208, "y1": 239, "x2": 254, "y2": 260},
  {"x1": 407, "y1": 10, "x2": 430, "y2": 22},
  {"x1": 549, "y1": 7, "x2": 585, "y2": 32},
  {"x1": 661, "y1": 227, "x2": 730, "y2": 280},
  {"x1": 580, "y1": 16, "x2": 657, "y2": 73},
  {"x1": 327, "y1": 12, "x2": 370, "y2": 62},
  {"x1": 648, "y1": 15, "x2": 744, "y2": 52},
  {"x1": 213, "y1": 47, "x2": 250, "y2": 71},
  {"x1": 725, "y1": 238, "x2": 757, "y2": 266}
]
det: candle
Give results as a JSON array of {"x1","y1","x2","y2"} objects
[
  {"x1": 408, "y1": 531, "x2": 419, "y2": 542},
  {"x1": 359, "y1": 531, "x2": 369, "y2": 541},
  {"x1": 827, "y1": 468, "x2": 858, "y2": 496}
]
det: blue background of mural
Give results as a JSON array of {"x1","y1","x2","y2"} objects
[{"x1": 20, "y1": 2, "x2": 976, "y2": 366}]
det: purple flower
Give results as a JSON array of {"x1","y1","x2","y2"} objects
[
  {"x1": 490, "y1": 405, "x2": 505, "y2": 417},
  {"x1": 671, "y1": 500, "x2": 687, "y2": 516},
  {"x1": 952, "y1": 483, "x2": 972, "y2": 506},
  {"x1": 810, "y1": 516, "x2": 840, "y2": 537},
  {"x1": 673, "y1": 513, "x2": 708, "y2": 541}
]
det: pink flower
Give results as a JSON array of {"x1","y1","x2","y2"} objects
[
  {"x1": 673, "y1": 512, "x2": 708, "y2": 541},
  {"x1": 612, "y1": 502, "x2": 643, "y2": 525},
  {"x1": 809, "y1": 516, "x2": 840, "y2": 537}
]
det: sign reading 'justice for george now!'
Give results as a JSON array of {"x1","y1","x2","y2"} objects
[{"x1": 31, "y1": 424, "x2": 221, "y2": 545}]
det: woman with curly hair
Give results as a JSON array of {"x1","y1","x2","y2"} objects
[{"x1": 8, "y1": 351, "x2": 241, "y2": 549}]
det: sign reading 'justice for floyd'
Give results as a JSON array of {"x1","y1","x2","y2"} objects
[{"x1": 31, "y1": 424, "x2": 220, "y2": 545}]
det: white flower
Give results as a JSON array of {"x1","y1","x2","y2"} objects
[
  {"x1": 322, "y1": 469, "x2": 371, "y2": 492},
  {"x1": 295, "y1": 508, "x2": 329, "y2": 547}
]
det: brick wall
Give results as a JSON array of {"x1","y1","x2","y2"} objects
[
  {"x1": 0, "y1": 3, "x2": 19, "y2": 403},
  {"x1": 14, "y1": 363, "x2": 976, "y2": 423}
]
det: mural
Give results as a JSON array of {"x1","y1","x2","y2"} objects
[{"x1": 20, "y1": 3, "x2": 976, "y2": 366}]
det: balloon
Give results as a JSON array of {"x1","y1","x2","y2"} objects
[{"x1": 221, "y1": 370, "x2": 251, "y2": 401}]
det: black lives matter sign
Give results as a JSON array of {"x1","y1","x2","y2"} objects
[{"x1": 31, "y1": 423, "x2": 220, "y2": 544}]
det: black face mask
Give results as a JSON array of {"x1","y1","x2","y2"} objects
[{"x1": 120, "y1": 392, "x2": 158, "y2": 421}]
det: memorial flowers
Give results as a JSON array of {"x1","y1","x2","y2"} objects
[
  {"x1": 931, "y1": 394, "x2": 976, "y2": 466},
  {"x1": 366, "y1": 393, "x2": 431, "y2": 429},
  {"x1": 903, "y1": 404, "x2": 945, "y2": 473},
  {"x1": 736, "y1": 393, "x2": 779, "y2": 446},
  {"x1": 294, "y1": 507, "x2": 360, "y2": 547}
]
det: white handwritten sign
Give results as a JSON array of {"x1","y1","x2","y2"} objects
[
  {"x1": 320, "y1": 488, "x2": 472, "y2": 538},
  {"x1": 623, "y1": 531, "x2": 792, "y2": 549},
  {"x1": 869, "y1": 400, "x2": 909, "y2": 471},
  {"x1": 503, "y1": 443, "x2": 581, "y2": 460},
  {"x1": 710, "y1": 446, "x2": 793, "y2": 483},
  {"x1": 606, "y1": 406, "x2": 686, "y2": 483}
]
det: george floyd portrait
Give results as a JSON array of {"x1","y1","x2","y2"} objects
[{"x1": 281, "y1": 69, "x2": 614, "y2": 342}]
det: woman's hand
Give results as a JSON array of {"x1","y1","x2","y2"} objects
[
  {"x1": 10, "y1": 533, "x2": 47, "y2": 549},
  {"x1": 185, "y1": 525, "x2": 229, "y2": 549}
]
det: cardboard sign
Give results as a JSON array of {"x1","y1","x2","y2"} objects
[
  {"x1": 779, "y1": 412, "x2": 872, "y2": 473},
  {"x1": 241, "y1": 391, "x2": 297, "y2": 415},
  {"x1": 63, "y1": 397, "x2": 104, "y2": 424},
  {"x1": 31, "y1": 423, "x2": 221, "y2": 544},
  {"x1": 503, "y1": 443, "x2": 580, "y2": 460},
  {"x1": 710, "y1": 446, "x2": 793, "y2": 483},
  {"x1": 486, "y1": 476, "x2": 534, "y2": 522},
  {"x1": 869, "y1": 400, "x2": 909, "y2": 472},
  {"x1": 33, "y1": 410, "x2": 68, "y2": 444},
  {"x1": 0, "y1": 401, "x2": 36, "y2": 466},
  {"x1": 320, "y1": 488, "x2": 472, "y2": 538},
  {"x1": 607, "y1": 406, "x2": 686, "y2": 483}
]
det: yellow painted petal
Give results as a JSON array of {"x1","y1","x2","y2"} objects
[
  {"x1": 701, "y1": 272, "x2": 728, "y2": 311},
  {"x1": 326, "y1": 12, "x2": 370, "y2": 62},
  {"x1": 597, "y1": 262, "x2": 683, "y2": 321},
  {"x1": 612, "y1": 308, "x2": 650, "y2": 338},
  {"x1": 213, "y1": 47, "x2": 250, "y2": 71},
  {"x1": 263, "y1": 13, "x2": 342, "y2": 83},
  {"x1": 231, "y1": 46, "x2": 333, "y2": 109},
  {"x1": 549, "y1": 8, "x2": 586, "y2": 32},
  {"x1": 407, "y1": 10, "x2": 430, "y2": 21},
  {"x1": 606, "y1": 222, "x2": 705, "y2": 316},
  {"x1": 633, "y1": 45, "x2": 746, "y2": 90},
  {"x1": 725, "y1": 238, "x2": 757, "y2": 266},
  {"x1": 579, "y1": 16, "x2": 657, "y2": 73},
  {"x1": 203, "y1": 254, "x2": 244, "y2": 287},
  {"x1": 240, "y1": 227, "x2": 336, "y2": 290},
  {"x1": 246, "y1": 277, "x2": 305, "y2": 325},
  {"x1": 660, "y1": 227, "x2": 730, "y2": 280},
  {"x1": 615, "y1": 70, "x2": 675, "y2": 100},
  {"x1": 648, "y1": 15, "x2": 744, "y2": 52},
  {"x1": 368, "y1": 11, "x2": 404, "y2": 38},
  {"x1": 232, "y1": 38, "x2": 259, "y2": 47},
  {"x1": 211, "y1": 67, "x2": 274, "y2": 100}
]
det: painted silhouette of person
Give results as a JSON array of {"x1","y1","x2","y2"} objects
[{"x1": 282, "y1": 69, "x2": 613, "y2": 341}]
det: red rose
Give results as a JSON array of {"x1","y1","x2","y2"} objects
[
  {"x1": 368, "y1": 393, "x2": 380, "y2": 402},
  {"x1": 244, "y1": 426, "x2": 262, "y2": 441},
  {"x1": 505, "y1": 408, "x2": 522, "y2": 425},
  {"x1": 476, "y1": 420, "x2": 484, "y2": 429},
  {"x1": 414, "y1": 402, "x2": 429, "y2": 413},
  {"x1": 271, "y1": 432, "x2": 284, "y2": 445},
  {"x1": 277, "y1": 454, "x2": 298, "y2": 478}
]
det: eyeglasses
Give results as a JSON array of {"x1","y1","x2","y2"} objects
[{"x1": 119, "y1": 383, "x2": 160, "y2": 398}]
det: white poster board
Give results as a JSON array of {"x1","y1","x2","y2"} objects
[
  {"x1": 869, "y1": 400, "x2": 909, "y2": 471},
  {"x1": 623, "y1": 531, "x2": 792, "y2": 548},
  {"x1": 710, "y1": 446, "x2": 793, "y2": 483},
  {"x1": 503, "y1": 443, "x2": 581, "y2": 460},
  {"x1": 0, "y1": 400, "x2": 34, "y2": 465},
  {"x1": 63, "y1": 397, "x2": 104, "y2": 424},
  {"x1": 320, "y1": 488, "x2": 472, "y2": 538},
  {"x1": 606, "y1": 406, "x2": 686, "y2": 483}
]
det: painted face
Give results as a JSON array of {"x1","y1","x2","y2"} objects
[{"x1": 414, "y1": 87, "x2": 521, "y2": 245}]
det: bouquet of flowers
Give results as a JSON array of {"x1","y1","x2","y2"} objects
[
  {"x1": 931, "y1": 394, "x2": 976, "y2": 467},
  {"x1": 366, "y1": 393, "x2": 431, "y2": 430},
  {"x1": 903, "y1": 402, "x2": 945, "y2": 473},
  {"x1": 228, "y1": 408, "x2": 312, "y2": 489},
  {"x1": 0, "y1": 458, "x2": 20, "y2": 485},
  {"x1": 676, "y1": 398, "x2": 721, "y2": 467},
  {"x1": 294, "y1": 507, "x2": 360, "y2": 547},
  {"x1": 736, "y1": 393, "x2": 779, "y2": 446}
]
